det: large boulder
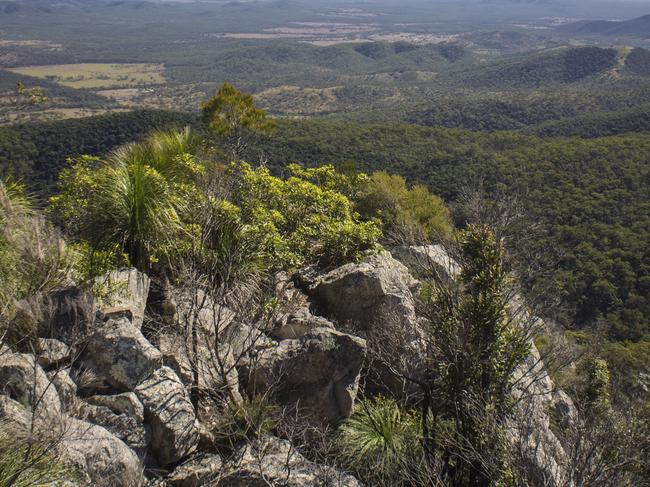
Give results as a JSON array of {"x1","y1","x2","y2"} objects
[
  {"x1": 311, "y1": 252, "x2": 426, "y2": 397},
  {"x1": 81, "y1": 316, "x2": 162, "y2": 392},
  {"x1": 166, "y1": 454, "x2": 224, "y2": 487},
  {"x1": 75, "y1": 400, "x2": 150, "y2": 453},
  {"x1": 271, "y1": 308, "x2": 335, "y2": 340},
  {"x1": 47, "y1": 368, "x2": 78, "y2": 412},
  {"x1": 96, "y1": 268, "x2": 150, "y2": 329},
  {"x1": 87, "y1": 391, "x2": 145, "y2": 422},
  {"x1": 0, "y1": 395, "x2": 31, "y2": 429},
  {"x1": 34, "y1": 337, "x2": 71, "y2": 368},
  {"x1": 0, "y1": 394, "x2": 142, "y2": 487},
  {"x1": 0, "y1": 351, "x2": 61, "y2": 417},
  {"x1": 57, "y1": 416, "x2": 143, "y2": 487},
  {"x1": 135, "y1": 366, "x2": 199, "y2": 466},
  {"x1": 245, "y1": 327, "x2": 366, "y2": 423},
  {"x1": 390, "y1": 244, "x2": 460, "y2": 279},
  {"x1": 220, "y1": 436, "x2": 360, "y2": 487},
  {"x1": 312, "y1": 251, "x2": 419, "y2": 333}
]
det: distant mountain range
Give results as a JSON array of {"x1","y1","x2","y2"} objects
[{"x1": 559, "y1": 14, "x2": 650, "y2": 38}]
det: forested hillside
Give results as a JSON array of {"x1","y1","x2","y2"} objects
[
  {"x1": 2, "y1": 1, "x2": 650, "y2": 484},
  {"x1": 3, "y1": 111, "x2": 649, "y2": 347}
]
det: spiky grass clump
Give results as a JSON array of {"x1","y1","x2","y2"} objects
[
  {"x1": 210, "y1": 395, "x2": 279, "y2": 452},
  {"x1": 336, "y1": 396, "x2": 421, "y2": 485},
  {"x1": 0, "y1": 421, "x2": 75, "y2": 487},
  {"x1": 0, "y1": 180, "x2": 77, "y2": 321},
  {"x1": 49, "y1": 128, "x2": 203, "y2": 272}
]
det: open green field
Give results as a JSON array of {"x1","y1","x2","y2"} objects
[{"x1": 7, "y1": 63, "x2": 165, "y2": 89}]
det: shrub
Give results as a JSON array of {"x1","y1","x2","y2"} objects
[
  {"x1": 231, "y1": 162, "x2": 381, "y2": 269},
  {"x1": 49, "y1": 128, "x2": 203, "y2": 272},
  {"x1": 356, "y1": 171, "x2": 452, "y2": 245},
  {"x1": 0, "y1": 180, "x2": 77, "y2": 320},
  {"x1": 210, "y1": 395, "x2": 280, "y2": 452}
]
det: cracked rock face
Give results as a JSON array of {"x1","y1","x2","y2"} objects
[
  {"x1": 0, "y1": 351, "x2": 61, "y2": 418},
  {"x1": 81, "y1": 316, "x2": 163, "y2": 392},
  {"x1": 220, "y1": 436, "x2": 361, "y2": 487},
  {"x1": 135, "y1": 366, "x2": 199, "y2": 466},
  {"x1": 313, "y1": 251, "x2": 420, "y2": 333},
  {"x1": 245, "y1": 327, "x2": 366, "y2": 423}
]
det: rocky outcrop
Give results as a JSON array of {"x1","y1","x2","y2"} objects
[
  {"x1": 0, "y1": 393, "x2": 142, "y2": 487},
  {"x1": 87, "y1": 391, "x2": 145, "y2": 422},
  {"x1": 82, "y1": 315, "x2": 163, "y2": 392},
  {"x1": 390, "y1": 244, "x2": 460, "y2": 279},
  {"x1": 34, "y1": 337, "x2": 71, "y2": 368},
  {"x1": 511, "y1": 342, "x2": 574, "y2": 487},
  {"x1": 97, "y1": 268, "x2": 150, "y2": 329},
  {"x1": 0, "y1": 351, "x2": 61, "y2": 417},
  {"x1": 0, "y1": 395, "x2": 31, "y2": 429},
  {"x1": 312, "y1": 252, "x2": 420, "y2": 333},
  {"x1": 271, "y1": 308, "x2": 334, "y2": 340},
  {"x1": 47, "y1": 368, "x2": 77, "y2": 412},
  {"x1": 309, "y1": 252, "x2": 426, "y2": 396},
  {"x1": 166, "y1": 454, "x2": 224, "y2": 487},
  {"x1": 75, "y1": 399, "x2": 150, "y2": 453},
  {"x1": 135, "y1": 366, "x2": 199, "y2": 466},
  {"x1": 245, "y1": 327, "x2": 366, "y2": 423},
  {"x1": 219, "y1": 321, "x2": 275, "y2": 362},
  {"x1": 57, "y1": 416, "x2": 143, "y2": 487},
  {"x1": 157, "y1": 332, "x2": 242, "y2": 403},
  {"x1": 220, "y1": 436, "x2": 360, "y2": 487}
]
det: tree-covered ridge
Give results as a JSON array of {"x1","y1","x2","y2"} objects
[
  {"x1": 437, "y1": 46, "x2": 619, "y2": 90},
  {"x1": 252, "y1": 121, "x2": 650, "y2": 341},
  {"x1": 1, "y1": 82, "x2": 649, "y2": 486},
  {"x1": 3, "y1": 110, "x2": 649, "y2": 342}
]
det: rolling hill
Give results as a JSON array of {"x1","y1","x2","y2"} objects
[{"x1": 559, "y1": 14, "x2": 650, "y2": 38}]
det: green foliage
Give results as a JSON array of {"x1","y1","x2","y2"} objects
[
  {"x1": 8, "y1": 112, "x2": 650, "y2": 341},
  {"x1": 0, "y1": 421, "x2": 75, "y2": 487},
  {"x1": 49, "y1": 128, "x2": 203, "y2": 272},
  {"x1": 336, "y1": 396, "x2": 421, "y2": 485},
  {"x1": 230, "y1": 162, "x2": 381, "y2": 269},
  {"x1": 579, "y1": 357, "x2": 612, "y2": 414},
  {"x1": 202, "y1": 82, "x2": 275, "y2": 158},
  {"x1": 420, "y1": 224, "x2": 531, "y2": 485},
  {"x1": 210, "y1": 395, "x2": 279, "y2": 451},
  {"x1": 0, "y1": 109, "x2": 197, "y2": 191},
  {"x1": 0, "y1": 179, "x2": 77, "y2": 319},
  {"x1": 356, "y1": 171, "x2": 452, "y2": 244}
]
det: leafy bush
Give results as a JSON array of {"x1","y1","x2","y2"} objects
[
  {"x1": 49, "y1": 128, "x2": 204, "y2": 272},
  {"x1": 230, "y1": 162, "x2": 381, "y2": 269},
  {"x1": 356, "y1": 171, "x2": 452, "y2": 245}
]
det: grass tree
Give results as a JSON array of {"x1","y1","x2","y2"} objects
[{"x1": 49, "y1": 127, "x2": 203, "y2": 273}]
